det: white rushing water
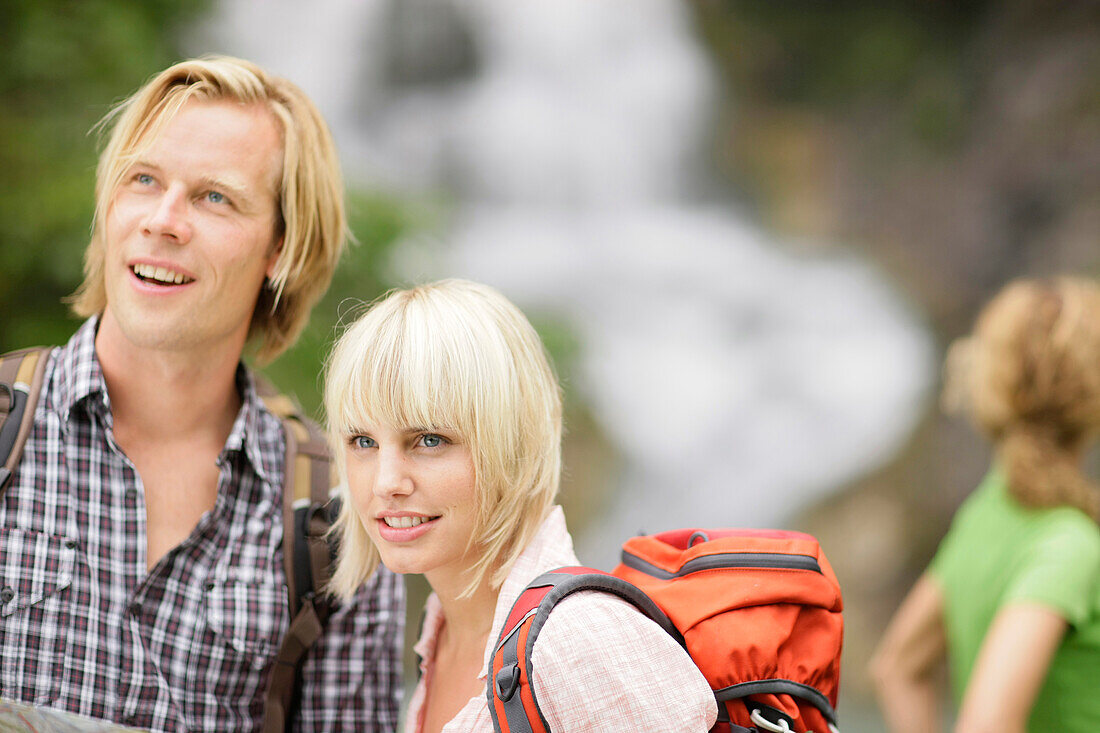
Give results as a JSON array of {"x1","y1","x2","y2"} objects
[{"x1": 193, "y1": 0, "x2": 934, "y2": 567}]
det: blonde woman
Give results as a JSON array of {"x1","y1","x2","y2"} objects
[
  {"x1": 870, "y1": 277, "x2": 1100, "y2": 732},
  {"x1": 325, "y1": 280, "x2": 717, "y2": 732}
]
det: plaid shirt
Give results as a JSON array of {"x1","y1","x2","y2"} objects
[{"x1": 0, "y1": 318, "x2": 404, "y2": 732}]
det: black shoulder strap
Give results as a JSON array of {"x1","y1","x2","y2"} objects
[
  {"x1": 254, "y1": 374, "x2": 339, "y2": 733},
  {"x1": 0, "y1": 347, "x2": 53, "y2": 492}
]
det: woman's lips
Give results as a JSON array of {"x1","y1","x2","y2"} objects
[{"x1": 375, "y1": 514, "x2": 440, "y2": 542}]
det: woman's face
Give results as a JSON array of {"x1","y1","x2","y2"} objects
[{"x1": 343, "y1": 419, "x2": 480, "y2": 588}]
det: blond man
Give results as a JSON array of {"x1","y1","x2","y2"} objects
[{"x1": 0, "y1": 56, "x2": 402, "y2": 731}]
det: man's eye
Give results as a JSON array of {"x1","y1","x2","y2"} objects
[
  {"x1": 351, "y1": 436, "x2": 376, "y2": 449},
  {"x1": 206, "y1": 191, "x2": 227, "y2": 204}
]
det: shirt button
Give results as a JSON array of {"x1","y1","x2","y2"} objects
[{"x1": 0, "y1": 587, "x2": 14, "y2": 604}]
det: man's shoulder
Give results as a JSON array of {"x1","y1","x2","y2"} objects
[
  {"x1": 245, "y1": 368, "x2": 322, "y2": 428},
  {"x1": 0, "y1": 343, "x2": 71, "y2": 437},
  {"x1": 11, "y1": 319, "x2": 102, "y2": 414}
]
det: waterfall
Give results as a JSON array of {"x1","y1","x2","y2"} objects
[{"x1": 192, "y1": 0, "x2": 934, "y2": 567}]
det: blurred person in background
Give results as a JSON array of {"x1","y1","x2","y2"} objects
[
  {"x1": 0, "y1": 56, "x2": 403, "y2": 731},
  {"x1": 324, "y1": 279, "x2": 717, "y2": 732},
  {"x1": 870, "y1": 277, "x2": 1100, "y2": 732}
]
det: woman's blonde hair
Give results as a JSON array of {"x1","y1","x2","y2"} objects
[
  {"x1": 943, "y1": 277, "x2": 1100, "y2": 519},
  {"x1": 324, "y1": 279, "x2": 563, "y2": 599},
  {"x1": 70, "y1": 55, "x2": 347, "y2": 363}
]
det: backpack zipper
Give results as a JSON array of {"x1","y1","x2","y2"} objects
[{"x1": 620, "y1": 550, "x2": 822, "y2": 579}]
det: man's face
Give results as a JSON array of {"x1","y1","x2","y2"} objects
[{"x1": 100, "y1": 98, "x2": 283, "y2": 358}]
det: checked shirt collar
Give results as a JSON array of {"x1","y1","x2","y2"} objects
[{"x1": 49, "y1": 316, "x2": 280, "y2": 489}]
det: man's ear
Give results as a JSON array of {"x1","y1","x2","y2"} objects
[{"x1": 266, "y1": 235, "x2": 284, "y2": 280}]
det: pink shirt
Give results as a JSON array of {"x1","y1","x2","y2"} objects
[{"x1": 405, "y1": 507, "x2": 717, "y2": 732}]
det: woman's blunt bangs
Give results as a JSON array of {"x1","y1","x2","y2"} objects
[{"x1": 327, "y1": 294, "x2": 476, "y2": 445}]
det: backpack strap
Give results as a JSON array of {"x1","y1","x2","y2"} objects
[
  {"x1": 254, "y1": 375, "x2": 338, "y2": 733},
  {"x1": 0, "y1": 347, "x2": 53, "y2": 492},
  {"x1": 716, "y1": 682, "x2": 839, "y2": 732},
  {"x1": 487, "y1": 567, "x2": 681, "y2": 733}
]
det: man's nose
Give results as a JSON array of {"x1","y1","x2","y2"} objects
[{"x1": 141, "y1": 186, "x2": 192, "y2": 243}]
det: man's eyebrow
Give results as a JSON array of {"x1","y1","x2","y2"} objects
[
  {"x1": 126, "y1": 162, "x2": 259, "y2": 203},
  {"x1": 197, "y1": 174, "x2": 253, "y2": 200},
  {"x1": 128, "y1": 159, "x2": 161, "y2": 174}
]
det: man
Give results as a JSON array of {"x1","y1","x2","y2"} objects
[{"x1": 0, "y1": 56, "x2": 403, "y2": 731}]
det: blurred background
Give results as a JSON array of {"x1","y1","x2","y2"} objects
[{"x1": 2, "y1": 0, "x2": 1097, "y2": 729}]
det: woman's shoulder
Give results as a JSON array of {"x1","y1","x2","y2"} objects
[
  {"x1": 536, "y1": 588, "x2": 678, "y2": 649},
  {"x1": 1035, "y1": 502, "x2": 1100, "y2": 540},
  {"x1": 1030, "y1": 507, "x2": 1100, "y2": 574},
  {"x1": 935, "y1": 470, "x2": 1100, "y2": 569},
  {"x1": 527, "y1": 589, "x2": 717, "y2": 731}
]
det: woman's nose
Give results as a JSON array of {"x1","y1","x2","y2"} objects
[{"x1": 373, "y1": 449, "x2": 413, "y2": 498}]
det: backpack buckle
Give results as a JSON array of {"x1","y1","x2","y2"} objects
[
  {"x1": 495, "y1": 663, "x2": 521, "y2": 701},
  {"x1": 748, "y1": 706, "x2": 794, "y2": 733}
]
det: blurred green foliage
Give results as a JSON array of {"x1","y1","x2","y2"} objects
[
  {"x1": 693, "y1": 0, "x2": 988, "y2": 151},
  {"x1": 0, "y1": 0, "x2": 212, "y2": 347},
  {"x1": 0, "y1": 0, "x2": 221, "y2": 347},
  {"x1": 0, "y1": 2, "x2": 418, "y2": 420},
  {"x1": 259, "y1": 191, "x2": 422, "y2": 419}
]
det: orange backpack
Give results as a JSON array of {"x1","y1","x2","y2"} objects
[{"x1": 488, "y1": 528, "x2": 843, "y2": 733}]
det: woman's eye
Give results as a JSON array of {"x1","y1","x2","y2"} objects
[
  {"x1": 351, "y1": 435, "x2": 376, "y2": 449},
  {"x1": 420, "y1": 434, "x2": 444, "y2": 448},
  {"x1": 135, "y1": 173, "x2": 154, "y2": 186}
]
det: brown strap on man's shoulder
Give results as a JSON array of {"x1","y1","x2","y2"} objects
[
  {"x1": 256, "y1": 383, "x2": 334, "y2": 606},
  {"x1": 0, "y1": 347, "x2": 53, "y2": 492},
  {"x1": 262, "y1": 594, "x2": 326, "y2": 733},
  {"x1": 256, "y1": 374, "x2": 338, "y2": 733}
]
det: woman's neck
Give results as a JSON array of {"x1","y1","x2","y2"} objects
[
  {"x1": 417, "y1": 573, "x2": 500, "y2": 733},
  {"x1": 430, "y1": 572, "x2": 499, "y2": 652}
]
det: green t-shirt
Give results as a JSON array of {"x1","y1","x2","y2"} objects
[{"x1": 930, "y1": 469, "x2": 1100, "y2": 731}]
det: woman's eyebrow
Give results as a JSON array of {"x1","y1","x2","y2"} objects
[{"x1": 405, "y1": 425, "x2": 455, "y2": 435}]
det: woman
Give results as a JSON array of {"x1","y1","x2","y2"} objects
[
  {"x1": 870, "y1": 277, "x2": 1100, "y2": 732},
  {"x1": 324, "y1": 279, "x2": 717, "y2": 732}
]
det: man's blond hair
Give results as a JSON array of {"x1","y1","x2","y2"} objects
[{"x1": 71, "y1": 55, "x2": 347, "y2": 362}]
